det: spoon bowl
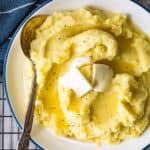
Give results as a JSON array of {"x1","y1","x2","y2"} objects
[{"x1": 21, "y1": 15, "x2": 47, "y2": 58}]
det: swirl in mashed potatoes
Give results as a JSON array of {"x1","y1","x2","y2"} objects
[{"x1": 24, "y1": 8, "x2": 150, "y2": 144}]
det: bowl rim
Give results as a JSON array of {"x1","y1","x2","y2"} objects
[{"x1": 2, "y1": 0, "x2": 150, "y2": 150}]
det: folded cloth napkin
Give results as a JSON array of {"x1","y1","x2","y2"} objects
[{"x1": 0, "y1": 0, "x2": 47, "y2": 74}]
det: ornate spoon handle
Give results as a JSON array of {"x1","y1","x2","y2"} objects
[{"x1": 17, "y1": 69, "x2": 37, "y2": 150}]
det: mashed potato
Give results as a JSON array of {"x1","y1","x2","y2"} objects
[{"x1": 25, "y1": 8, "x2": 150, "y2": 144}]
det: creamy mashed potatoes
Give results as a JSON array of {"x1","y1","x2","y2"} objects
[{"x1": 25, "y1": 8, "x2": 150, "y2": 144}]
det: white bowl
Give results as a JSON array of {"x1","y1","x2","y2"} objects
[{"x1": 3, "y1": 0, "x2": 150, "y2": 150}]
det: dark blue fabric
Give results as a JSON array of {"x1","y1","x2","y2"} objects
[{"x1": 0, "y1": 0, "x2": 45, "y2": 74}]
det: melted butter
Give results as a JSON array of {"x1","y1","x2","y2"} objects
[
  {"x1": 91, "y1": 88, "x2": 119, "y2": 124},
  {"x1": 68, "y1": 94, "x2": 82, "y2": 113},
  {"x1": 111, "y1": 58, "x2": 135, "y2": 75},
  {"x1": 39, "y1": 62, "x2": 70, "y2": 120},
  {"x1": 79, "y1": 64, "x2": 93, "y2": 83}
]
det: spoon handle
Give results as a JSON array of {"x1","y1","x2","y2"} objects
[{"x1": 17, "y1": 69, "x2": 37, "y2": 150}]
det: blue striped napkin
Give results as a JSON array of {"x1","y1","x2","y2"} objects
[{"x1": 0, "y1": 0, "x2": 47, "y2": 74}]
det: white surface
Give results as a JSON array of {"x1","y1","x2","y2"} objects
[{"x1": 5, "y1": 0, "x2": 150, "y2": 150}]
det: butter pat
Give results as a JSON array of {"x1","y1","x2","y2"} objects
[
  {"x1": 59, "y1": 68, "x2": 92, "y2": 97},
  {"x1": 93, "y1": 64, "x2": 113, "y2": 92}
]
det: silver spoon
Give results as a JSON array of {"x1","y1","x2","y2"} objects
[{"x1": 17, "y1": 15, "x2": 47, "y2": 150}]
